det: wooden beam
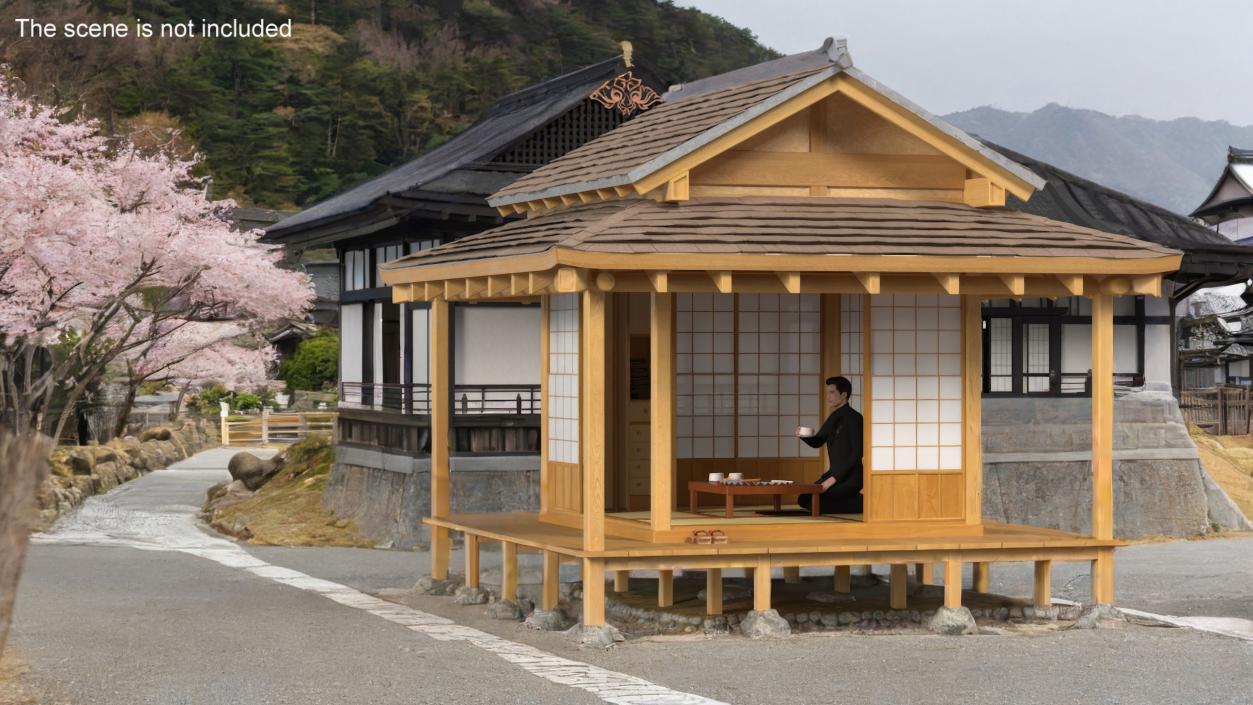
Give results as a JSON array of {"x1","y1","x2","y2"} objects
[
  {"x1": 753, "y1": 557, "x2": 772, "y2": 612},
  {"x1": 555, "y1": 267, "x2": 587, "y2": 293},
  {"x1": 649, "y1": 271, "x2": 669, "y2": 293},
  {"x1": 463, "y1": 277, "x2": 485, "y2": 299},
  {"x1": 582, "y1": 558, "x2": 606, "y2": 626},
  {"x1": 581, "y1": 289, "x2": 607, "y2": 552},
  {"x1": 783, "y1": 567, "x2": 802, "y2": 584},
  {"x1": 614, "y1": 570, "x2": 629, "y2": 593},
  {"x1": 1131, "y1": 275, "x2": 1160, "y2": 297},
  {"x1": 963, "y1": 177, "x2": 1006, "y2": 207},
  {"x1": 972, "y1": 562, "x2": 989, "y2": 593},
  {"x1": 1056, "y1": 274, "x2": 1084, "y2": 296},
  {"x1": 528, "y1": 271, "x2": 553, "y2": 295},
  {"x1": 1101, "y1": 277, "x2": 1131, "y2": 295},
  {"x1": 664, "y1": 172, "x2": 689, "y2": 201},
  {"x1": 657, "y1": 569, "x2": 674, "y2": 607},
  {"x1": 650, "y1": 292, "x2": 675, "y2": 532},
  {"x1": 943, "y1": 560, "x2": 962, "y2": 609},
  {"x1": 1091, "y1": 294, "x2": 1115, "y2": 602},
  {"x1": 542, "y1": 550, "x2": 560, "y2": 611},
  {"x1": 510, "y1": 273, "x2": 526, "y2": 297},
  {"x1": 486, "y1": 275, "x2": 507, "y2": 298},
  {"x1": 465, "y1": 534, "x2": 481, "y2": 588},
  {"x1": 915, "y1": 563, "x2": 935, "y2": 586},
  {"x1": 706, "y1": 568, "x2": 723, "y2": 615},
  {"x1": 708, "y1": 271, "x2": 734, "y2": 293},
  {"x1": 444, "y1": 279, "x2": 463, "y2": 300},
  {"x1": 595, "y1": 271, "x2": 616, "y2": 291},
  {"x1": 890, "y1": 564, "x2": 908, "y2": 609},
  {"x1": 577, "y1": 191, "x2": 595, "y2": 205},
  {"x1": 538, "y1": 296, "x2": 550, "y2": 516},
  {"x1": 1033, "y1": 560, "x2": 1052, "y2": 609},
  {"x1": 999, "y1": 274, "x2": 1025, "y2": 296},
  {"x1": 429, "y1": 297, "x2": 451, "y2": 580},
  {"x1": 933, "y1": 272, "x2": 961, "y2": 295},
  {"x1": 834, "y1": 565, "x2": 851, "y2": 594},
  {"x1": 502, "y1": 542, "x2": 518, "y2": 602},
  {"x1": 962, "y1": 295, "x2": 982, "y2": 525},
  {"x1": 778, "y1": 271, "x2": 802, "y2": 294},
  {"x1": 855, "y1": 272, "x2": 881, "y2": 294}
]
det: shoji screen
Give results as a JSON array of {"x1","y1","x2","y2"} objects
[
  {"x1": 869, "y1": 294, "x2": 962, "y2": 471},
  {"x1": 737, "y1": 294, "x2": 821, "y2": 458},
  {"x1": 840, "y1": 294, "x2": 864, "y2": 402},
  {"x1": 676, "y1": 294, "x2": 736, "y2": 459},
  {"x1": 547, "y1": 294, "x2": 580, "y2": 464}
]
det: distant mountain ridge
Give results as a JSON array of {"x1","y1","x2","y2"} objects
[{"x1": 944, "y1": 104, "x2": 1253, "y2": 216}]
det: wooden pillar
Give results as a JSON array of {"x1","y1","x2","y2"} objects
[
  {"x1": 783, "y1": 567, "x2": 802, "y2": 584},
  {"x1": 582, "y1": 289, "x2": 607, "y2": 552},
  {"x1": 464, "y1": 534, "x2": 480, "y2": 588},
  {"x1": 889, "y1": 564, "x2": 908, "y2": 610},
  {"x1": 501, "y1": 542, "x2": 518, "y2": 602},
  {"x1": 650, "y1": 293, "x2": 674, "y2": 532},
  {"x1": 657, "y1": 569, "x2": 674, "y2": 608},
  {"x1": 834, "y1": 565, "x2": 851, "y2": 593},
  {"x1": 962, "y1": 295, "x2": 983, "y2": 524},
  {"x1": 753, "y1": 558, "x2": 772, "y2": 612},
  {"x1": 614, "y1": 570, "x2": 630, "y2": 593},
  {"x1": 430, "y1": 297, "x2": 452, "y2": 579},
  {"x1": 582, "y1": 558, "x2": 606, "y2": 626},
  {"x1": 1091, "y1": 293, "x2": 1115, "y2": 603},
  {"x1": 706, "y1": 568, "x2": 723, "y2": 615},
  {"x1": 914, "y1": 563, "x2": 935, "y2": 585},
  {"x1": 1033, "y1": 560, "x2": 1052, "y2": 609},
  {"x1": 972, "y1": 562, "x2": 990, "y2": 593},
  {"x1": 539, "y1": 296, "x2": 550, "y2": 515},
  {"x1": 943, "y1": 560, "x2": 962, "y2": 609},
  {"x1": 542, "y1": 550, "x2": 560, "y2": 611}
]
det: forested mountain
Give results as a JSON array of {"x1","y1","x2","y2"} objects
[
  {"x1": 0, "y1": 0, "x2": 776, "y2": 208},
  {"x1": 945, "y1": 104, "x2": 1253, "y2": 216}
]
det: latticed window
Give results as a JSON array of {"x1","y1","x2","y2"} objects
[{"x1": 490, "y1": 99, "x2": 629, "y2": 168}]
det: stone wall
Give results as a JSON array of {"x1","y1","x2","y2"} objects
[
  {"x1": 982, "y1": 391, "x2": 1252, "y2": 538},
  {"x1": 322, "y1": 447, "x2": 539, "y2": 550},
  {"x1": 36, "y1": 417, "x2": 220, "y2": 528}
]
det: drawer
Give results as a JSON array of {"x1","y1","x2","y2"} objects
[
  {"x1": 627, "y1": 441, "x2": 650, "y2": 460},
  {"x1": 626, "y1": 460, "x2": 649, "y2": 479},
  {"x1": 628, "y1": 477, "x2": 649, "y2": 494},
  {"x1": 627, "y1": 402, "x2": 650, "y2": 423},
  {"x1": 627, "y1": 424, "x2": 649, "y2": 445}
]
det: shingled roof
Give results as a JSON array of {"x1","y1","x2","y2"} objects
[
  {"x1": 489, "y1": 38, "x2": 1044, "y2": 208},
  {"x1": 1192, "y1": 146, "x2": 1253, "y2": 224},
  {"x1": 265, "y1": 54, "x2": 647, "y2": 246},
  {"x1": 380, "y1": 197, "x2": 1179, "y2": 274}
]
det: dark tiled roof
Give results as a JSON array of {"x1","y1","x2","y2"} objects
[
  {"x1": 265, "y1": 55, "x2": 635, "y2": 241},
  {"x1": 382, "y1": 197, "x2": 1178, "y2": 271}
]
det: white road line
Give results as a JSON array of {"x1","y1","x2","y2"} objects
[
  {"x1": 37, "y1": 512, "x2": 729, "y2": 705},
  {"x1": 1052, "y1": 597, "x2": 1253, "y2": 642}
]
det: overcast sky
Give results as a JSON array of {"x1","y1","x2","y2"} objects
[{"x1": 680, "y1": 0, "x2": 1253, "y2": 125}]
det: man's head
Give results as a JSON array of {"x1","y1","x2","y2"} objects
[{"x1": 825, "y1": 376, "x2": 852, "y2": 409}]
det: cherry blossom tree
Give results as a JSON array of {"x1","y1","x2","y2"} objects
[{"x1": 0, "y1": 74, "x2": 312, "y2": 440}]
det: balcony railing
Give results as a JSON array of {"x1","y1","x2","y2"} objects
[{"x1": 340, "y1": 382, "x2": 540, "y2": 415}]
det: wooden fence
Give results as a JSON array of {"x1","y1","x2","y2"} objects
[
  {"x1": 220, "y1": 407, "x2": 336, "y2": 446},
  {"x1": 1180, "y1": 385, "x2": 1253, "y2": 436}
]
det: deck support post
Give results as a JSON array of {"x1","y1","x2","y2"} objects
[
  {"x1": 943, "y1": 560, "x2": 962, "y2": 609},
  {"x1": 914, "y1": 563, "x2": 935, "y2": 585},
  {"x1": 501, "y1": 542, "x2": 518, "y2": 602},
  {"x1": 614, "y1": 570, "x2": 630, "y2": 593},
  {"x1": 1033, "y1": 560, "x2": 1052, "y2": 609},
  {"x1": 464, "y1": 534, "x2": 480, "y2": 588},
  {"x1": 657, "y1": 570, "x2": 674, "y2": 607},
  {"x1": 783, "y1": 567, "x2": 802, "y2": 584},
  {"x1": 834, "y1": 565, "x2": 851, "y2": 593},
  {"x1": 430, "y1": 297, "x2": 452, "y2": 580},
  {"x1": 582, "y1": 289, "x2": 607, "y2": 552},
  {"x1": 962, "y1": 295, "x2": 983, "y2": 524},
  {"x1": 706, "y1": 568, "x2": 723, "y2": 615},
  {"x1": 889, "y1": 564, "x2": 908, "y2": 609},
  {"x1": 650, "y1": 293, "x2": 674, "y2": 532},
  {"x1": 972, "y1": 562, "x2": 990, "y2": 593},
  {"x1": 542, "y1": 550, "x2": 560, "y2": 611},
  {"x1": 1091, "y1": 293, "x2": 1115, "y2": 604},
  {"x1": 582, "y1": 558, "x2": 606, "y2": 626},
  {"x1": 753, "y1": 558, "x2": 772, "y2": 611}
]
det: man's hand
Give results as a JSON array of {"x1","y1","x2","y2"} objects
[{"x1": 820, "y1": 477, "x2": 835, "y2": 491}]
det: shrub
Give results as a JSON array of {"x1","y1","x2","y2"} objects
[
  {"x1": 233, "y1": 393, "x2": 262, "y2": 411},
  {"x1": 279, "y1": 330, "x2": 338, "y2": 392}
]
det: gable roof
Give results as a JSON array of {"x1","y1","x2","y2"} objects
[
  {"x1": 1191, "y1": 146, "x2": 1253, "y2": 223},
  {"x1": 264, "y1": 55, "x2": 647, "y2": 245},
  {"x1": 983, "y1": 141, "x2": 1253, "y2": 282},
  {"x1": 488, "y1": 38, "x2": 1044, "y2": 209}
]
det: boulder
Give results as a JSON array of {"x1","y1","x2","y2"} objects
[
  {"x1": 740, "y1": 609, "x2": 791, "y2": 639},
  {"x1": 140, "y1": 426, "x2": 174, "y2": 442},
  {"x1": 1071, "y1": 604, "x2": 1125, "y2": 630},
  {"x1": 228, "y1": 452, "x2": 283, "y2": 491},
  {"x1": 488, "y1": 600, "x2": 527, "y2": 621},
  {"x1": 67, "y1": 448, "x2": 95, "y2": 475},
  {"x1": 566, "y1": 623, "x2": 624, "y2": 648},
  {"x1": 525, "y1": 609, "x2": 573, "y2": 631},
  {"x1": 413, "y1": 575, "x2": 462, "y2": 596},
  {"x1": 452, "y1": 585, "x2": 492, "y2": 605},
  {"x1": 204, "y1": 479, "x2": 254, "y2": 513},
  {"x1": 927, "y1": 607, "x2": 977, "y2": 635}
]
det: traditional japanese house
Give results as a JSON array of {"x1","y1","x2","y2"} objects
[
  {"x1": 1192, "y1": 147, "x2": 1253, "y2": 240},
  {"x1": 378, "y1": 38, "x2": 1186, "y2": 626},
  {"x1": 263, "y1": 50, "x2": 664, "y2": 544}
]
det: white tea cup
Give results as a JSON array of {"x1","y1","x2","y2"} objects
[
  {"x1": 727, "y1": 472, "x2": 744, "y2": 481},
  {"x1": 797, "y1": 426, "x2": 815, "y2": 437},
  {"x1": 708, "y1": 472, "x2": 725, "y2": 482}
]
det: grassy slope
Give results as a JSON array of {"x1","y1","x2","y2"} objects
[
  {"x1": 208, "y1": 435, "x2": 372, "y2": 548},
  {"x1": 1189, "y1": 426, "x2": 1253, "y2": 520}
]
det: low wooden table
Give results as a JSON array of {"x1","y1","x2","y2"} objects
[{"x1": 688, "y1": 481, "x2": 824, "y2": 518}]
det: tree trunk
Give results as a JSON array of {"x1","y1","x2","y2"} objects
[
  {"x1": 112, "y1": 380, "x2": 140, "y2": 440},
  {"x1": 170, "y1": 385, "x2": 189, "y2": 422},
  {"x1": 0, "y1": 430, "x2": 51, "y2": 654}
]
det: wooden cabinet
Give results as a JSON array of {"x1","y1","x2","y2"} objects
[{"x1": 626, "y1": 400, "x2": 650, "y2": 507}]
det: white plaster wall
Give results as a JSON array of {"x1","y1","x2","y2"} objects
[
  {"x1": 340, "y1": 303, "x2": 364, "y2": 405},
  {"x1": 1232, "y1": 359, "x2": 1251, "y2": 379},
  {"x1": 454, "y1": 306, "x2": 542, "y2": 385},
  {"x1": 1144, "y1": 324, "x2": 1172, "y2": 385},
  {"x1": 411, "y1": 307, "x2": 429, "y2": 385},
  {"x1": 373, "y1": 303, "x2": 384, "y2": 386},
  {"x1": 1062, "y1": 323, "x2": 1150, "y2": 376},
  {"x1": 1061, "y1": 323, "x2": 1090, "y2": 374}
]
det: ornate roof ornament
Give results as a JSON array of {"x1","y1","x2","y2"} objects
[{"x1": 589, "y1": 70, "x2": 661, "y2": 117}]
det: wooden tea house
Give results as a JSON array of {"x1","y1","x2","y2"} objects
[{"x1": 378, "y1": 38, "x2": 1183, "y2": 627}]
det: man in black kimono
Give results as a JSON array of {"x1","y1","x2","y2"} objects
[{"x1": 795, "y1": 376, "x2": 863, "y2": 515}]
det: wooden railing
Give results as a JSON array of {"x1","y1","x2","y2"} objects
[
  {"x1": 1180, "y1": 384, "x2": 1253, "y2": 436},
  {"x1": 219, "y1": 407, "x2": 337, "y2": 446},
  {"x1": 339, "y1": 382, "x2": 540, "y2": 416}
]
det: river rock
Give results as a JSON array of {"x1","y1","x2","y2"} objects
[
  {"x1": 452, "y1": 585, "x2": 491, "y2": 605},
  {"x1": 740, "y1": 609, "x2": 791, "y2": 638},
  {"x1": 525, "y1": 609, "x2": 572, "y2": 631},
  {"x1": 927, "y1": 606, "x2": 977, "y2": 635},
  {"x1": 228, "y1": 451, "x2": 283, "y2": 491},
  {"x1": 566, "y1": 623, "x2": 624, "y2": 648}
]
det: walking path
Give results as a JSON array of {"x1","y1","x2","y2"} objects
[{"x1": 11, "y1": 447, "x2": 1253, "y2": 705}]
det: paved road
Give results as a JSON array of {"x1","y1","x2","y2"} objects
[{"x1": 9, "y1": 448, "x2": 1253, "y2": 705}]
